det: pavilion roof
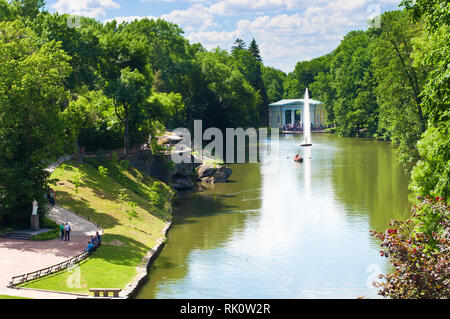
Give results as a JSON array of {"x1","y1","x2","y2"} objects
[{"x1": 269, "y1": 99, "x2": 323, "y2": 107}]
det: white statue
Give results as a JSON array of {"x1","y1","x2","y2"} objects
[{"x1": 32, "y1": 199, "x2": 38, "y2": 215}]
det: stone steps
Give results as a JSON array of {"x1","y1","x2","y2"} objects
[{"x1": 2, "y1": 232, "x2": 32, "y2": 240}]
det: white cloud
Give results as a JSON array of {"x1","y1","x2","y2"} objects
[
  {"x1": 105, "y1": 4, "x2": 218, "y2": 31},
  {"x1": 210, "y1": 0, "x2": 301, "y2": 16},
  {"x1": 52, "y1": 0, "x2": 120, "y2": 18},
  {"x1": 187, "y1": 0, "x2": 381, "y2": 71},
  {"x1": 161, "y1": 4, "x2": 220, "y2": 31}
]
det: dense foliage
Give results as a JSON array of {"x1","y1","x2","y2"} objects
[
  {"x1": 403, "y1": 0, "x2": 450, "y2": 202},
  {"x1": 0, "y1": 19, "x2": 71, "y2": 221},
  {"x1": 371, "y1": 0, "x2": 450, "y2": 299},
  {"x1": 0, "y1": 0, "x2": 267, "y2": 221}
]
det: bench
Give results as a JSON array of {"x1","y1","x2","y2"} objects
[{"x1": 89, "y1": 288, "x2": 121, "y2": 298}]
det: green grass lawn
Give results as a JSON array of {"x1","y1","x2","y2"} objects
[{"x1": 21, "y1": 157, "x2": 173, "y2": 294}]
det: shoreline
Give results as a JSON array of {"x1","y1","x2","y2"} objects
[{"x1": 121, "y1": 221, "x2": 172, "y2": 299}]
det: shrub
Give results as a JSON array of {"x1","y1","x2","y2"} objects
[
  {"x1": 98, "y1": 166, "x2": 109, "y2": 178},
  {"x1": 31, "y1": 217, "x2": 59, "y2": 241},
  {"x1": 31, "y1": 228, "x2": 59, "y2": 241},
  {"x1": 371, "y1": 197, "x2": 449, "y2": 299}
]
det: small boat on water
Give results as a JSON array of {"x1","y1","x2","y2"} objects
[{"x1": 294, "y1": 154, "x2": 303, "y2": 163}]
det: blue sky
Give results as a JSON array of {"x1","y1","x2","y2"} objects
[{"x1": 44, "y1": 0, "x2": 403, "y2": 73}]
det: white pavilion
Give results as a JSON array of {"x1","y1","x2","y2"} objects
[{"x1": 268, "y1": 98, "x2": 326, "y2": 129}]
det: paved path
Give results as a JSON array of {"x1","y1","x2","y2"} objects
[
  {"x1": 0, "y1": 205, "x2": 102, "y2": 299},
  {"x1": 0, "y1": 236, "x2": 89, "y2": 299},
  {"x1": 0, "y1": 236, "x2": 88, "y2": 299},
  {"x1": 48, "y1": 205, "x2": 101, "y2": 237},
  {"x1": 45, "y1": 155, "x2": 73, "y2": 174}
]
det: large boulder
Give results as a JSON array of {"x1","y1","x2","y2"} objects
[{"x1": 197, "y1": 163, "x2": 232, "y2": 183}]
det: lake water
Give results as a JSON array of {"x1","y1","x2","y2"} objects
[{"x1": 135, "y1": 134, "x2": 411, "y2": 299}]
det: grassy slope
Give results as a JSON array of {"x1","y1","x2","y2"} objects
[{"x1": 21, "y1": 158, "x2": 173, "y2": 294}]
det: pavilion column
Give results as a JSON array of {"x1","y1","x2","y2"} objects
[{"x1": 291, "y1": 110, "x2": 295, "y2": 126}]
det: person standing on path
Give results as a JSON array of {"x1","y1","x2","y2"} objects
[
  {"x1": 59, "y1": 223, "x2": 65, "y2": 241},
  {"x1": 48, "y1": 189, "x2": 56, "y2": 207},
  {"x1": 64, "y1": 223, "x2": 71, "y2": 242}
]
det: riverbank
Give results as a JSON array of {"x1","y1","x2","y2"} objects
[{"x1": 19, "y1": 158, "x2": 173, "y2": 296}]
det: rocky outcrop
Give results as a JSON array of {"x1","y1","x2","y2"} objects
[
  {"x1": 130, "y1": 135, "x2": 232, "y2": 190},
  {"x1": 196, "y1": 163, "x2": 233, "y2": 183}
]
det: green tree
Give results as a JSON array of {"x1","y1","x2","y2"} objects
[
  {"x1": 0, "y1": 21, "x2": 71, "y2": 221},
  {"x1": 63, "y1": 90, "x2": 122, "y2": 152},
  {"x1": 195, "y1": 50, "x2": 259, "y2": 129},
  {"x1": 231, "y1": 38, "x2": 246, "y2": 52},
  {"x1": 118, "y1": 188, "x2": 129, "y2": 211},
  {"x1": 32, "y1": 13, "x2": 102, "y2": 92},
  {"x1": 283, "y1": 55, "x2": 330, "y2": 99},
  {"x1": 232, "y1": 41, "x2": 269, "y2": 126},
  {"x1": 125, "y1": 18, "x2": 192, "y2": 95},
  {"x1": 310, "y1": 71, "x2": 335, "y2": 125},
  {"x1": 371, "y1": 10, "x2": 426, "y2": 171},
  {"x1": 262, "y1": 66, "x2": 287, "y2": 103},
  {"x1": 0, "y1": 0, "x2": 18, "y2": 21},
  {"x1": 98, "y1": 23, "x2": 152, "y2": 158},
  {"x1": 401, "y1": 0, "x2": 450, "y2": 31},
  {"x1": 11, "y1": 0, "x2": 44, "y2": 19},
  {"x1": 146, "y1": 92, "x2": 184, "y2": 130},
  {"x1": 126, "y1": 201, "x2": 138, "y2": 227},
  {"x1": 403, "y1": 0, "x2": 450, "y2": 199},
  {"x1": 329, "y1": 31, "x2": 378, "y2": 137},
  {"x1": 248, "y1": 38, "x2": 261, "y2": 61},
  {"x1": 410, "y1": 125, "x2": 450, "y2": 199}
]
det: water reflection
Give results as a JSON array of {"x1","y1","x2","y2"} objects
[
  {"x1": 303, "y1": 146, "x2": 311, "y2": 198},
  {"x1": 330, "y1": 137, "x2": 410, "y2": 232},
  {"x1": 135, "y1": 134, "x2": 411, "y2": 299}
]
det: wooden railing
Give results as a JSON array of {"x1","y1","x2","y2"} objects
[
  {"x1": 8, "y1": 241, "x2": 101, "y2": 287},
  {"x1": 73, "y1": 211, "x2": 103, "y2": 232}
]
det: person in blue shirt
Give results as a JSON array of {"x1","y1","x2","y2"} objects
[{"x1": 86, "y1": 241, "x2": 94, "y2": 253}]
